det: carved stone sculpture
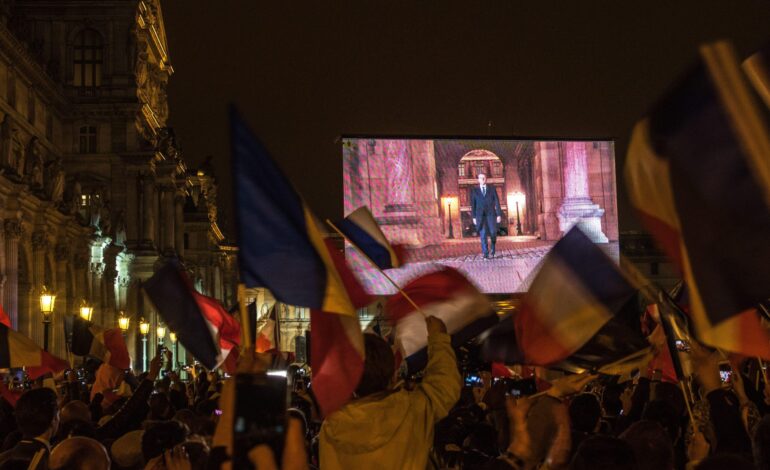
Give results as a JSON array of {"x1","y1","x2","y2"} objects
[{"x1": 46, "y1": 156, "x2": 65, "y2": 204}]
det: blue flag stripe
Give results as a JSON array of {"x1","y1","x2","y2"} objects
[
  {"x1": 649, "y1": 62, "x2": 770, "y2": 323},
  {"x1": 549, "y1": 227, "x2": 636, "y2": 314},
  {"x1": 337, "y1": 218, "x2": 394, "y2": 270},
  {"x1": 143, "y1": 261, "x2": 221, "y2": 370},
  {"x1": 230, "y1": 107, "x2": 326, "y2": 308}
]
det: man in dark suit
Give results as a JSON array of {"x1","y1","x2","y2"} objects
[{"x1": 470, "y1": 173, "x2": 502, "y2": 259}]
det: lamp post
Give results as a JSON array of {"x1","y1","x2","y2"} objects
[
  {"x1": 78, "y1": 299, "x2": 93, "y2": 322},
  {"x1": 139, "y1": 318, "x2": 150, "y2": 372},
  {"x1": 117, "y1": 311, "x2": 130, "y2": 339},
  {"x1": 512, "y1": 192, "x2": 525, "y2": 236},
  {"x1": 169, "y1": 331, "x2": 178, "y2": 369},
  {"x1": 156, "y1": 323, "x2": 166, "y2": 356},
  {"x1": 447, "y1": 201, "x2": 454, "y2": 239},
  {"x1": 39, "y1": 286, "x2": 55, "y2": 352}
]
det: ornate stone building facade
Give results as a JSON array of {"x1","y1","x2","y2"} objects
[{"x1": 0, "y1": 0, "x2": 236, "y2": 365}]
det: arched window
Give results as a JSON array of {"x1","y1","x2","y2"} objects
[{"x1": 73, "y1": 29, "x2": 103, "y2": 92}]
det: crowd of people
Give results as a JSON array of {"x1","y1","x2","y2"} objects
[{"x1": 0, "y1": 314, "x2": 769, "y2": 470}]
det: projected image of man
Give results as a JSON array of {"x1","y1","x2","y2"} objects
[{"x1": 471, "y1": 173, "x2": 502, "y2": 259}]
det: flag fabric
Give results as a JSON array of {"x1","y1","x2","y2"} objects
[
  {"x1": 482, "y1": 227, "x2": 649, "y2": 371},
  {"x1": 385, "y1": 267, "x2": 497, "y2": 374},
  {"x1": 625, "y1": 40, "x2": 770, "y2": 359},
  {"x1": 0, "y1": 305, "x2": 10, "y2": 328},
  {"x1": 743, "y1": 41, "x2": 770, "y2": 109},
  {"x1": 335, "y1": 206, "x2": 403, "y2": 270},
  {"x1": 144, "y1": 260, "x2": 241, "y2": 370},
  {"x1": 0, "y1": 380, "x2": 20, "y2": 406},
  {"x1": 255, "y1": 306, "x2": 279, "y2": 353},
  {"x1": 71, "y1": 317, "x2": 130, "y2": 370},
  {"x1": 0, "y1": 324, "x2": 68, "y2": 380},
  {"x1": 230, "y1": 107, "x2": 357, "y2": 316},
  {"x1": 230, "y1": 108, "x2": 372, "y2": 416},
  {"x1": 90, "y1": 363, "x2": 125, "y2": 401},
  {"x1": 311, "y1": 237, "x2": 372, "y2": 416}
]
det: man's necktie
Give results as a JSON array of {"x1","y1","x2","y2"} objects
[{"x1": 482, "y1": 186, "x2": 486, "y2": 196}]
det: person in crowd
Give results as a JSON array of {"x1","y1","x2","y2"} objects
[
  {"x1": 48, "y1": 436, "x2": 110, "y2": 470},
  {"x1": 0, "y1": 387, "x2": 59, "y2": 469},
  {"x1": 319, "y1": 316, "x2": 461, "y2": 469}
]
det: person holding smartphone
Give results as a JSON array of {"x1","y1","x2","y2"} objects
[{"x1": 319, "y1": 316, "x2": 461, "y2": 470}]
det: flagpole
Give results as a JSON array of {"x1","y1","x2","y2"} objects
[
  {"x1": 325, "y1": 219, "x2": 424, "y2": 314},
  {"x1": 237, "y1": 283, "x2": 252, "y2": 350}
]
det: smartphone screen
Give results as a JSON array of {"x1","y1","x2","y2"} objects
[
  {"x1": 233, "y1": 372, "x2": 288, "y2": 468},
  {"x1": 506, "y1": 378, "x2": 537, "y2": 397},
  {"x1": 718, "y1": 363, "x2": 733, "y2": 384},
  {"x1": 464, "y1": 374, "x2": 483, "y2": 387}
]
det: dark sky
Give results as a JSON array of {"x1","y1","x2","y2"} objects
[{"x1": 163, "y1": 0, "x2": 770, "y2": 235}]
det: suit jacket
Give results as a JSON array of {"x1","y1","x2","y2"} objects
[{"x1": 470, "y1": 185, "x2": 502, "y2": 232}]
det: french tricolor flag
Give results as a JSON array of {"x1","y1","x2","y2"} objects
[
  {"x1": 483, "y1": 227, "x2": 649, "y2": 372},
  {"x1": 386, "y1": 267, "x2": 497, "y2": 374},
  {"x1": 335, "y1": 206, "x2": 404, "y2": 270},
  {"x1": 144, "y1": 260, "x2": 241, "y2": 371}
]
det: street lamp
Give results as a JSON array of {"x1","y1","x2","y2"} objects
[
  {"x1": 139, "y1": 318, "x2": 150, "y2": 372},
  {"x1": 118, "y1": 311, "x2": 130, "y2": 340},
  {"x1": 78, "y1": 299, "x2": 93, "y2": 322},
  {"x1": 510, "y1": 192, "x2": 525, "y2": 236},
  {"x1": 169, "y1": 331, "x2": 178, "y2": 369},
  {"x1": 39, "y1": 286, "x2": 55, "y2": 352},
  {"x1": 441, "y1": 196, "x2": 458, "y2": 239}
]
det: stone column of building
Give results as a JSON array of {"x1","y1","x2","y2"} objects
[
  {"x1": 73, "y1": 253, "x2": 89, "y2": 304},
  {"x1": 53, "y1": 243, "x2": 69, "y2": 358},
  {"x1": 3, "y1": 218, "x2": 21, "y2": 329},
  {"x1": 30, "y1": 230, "x2": 48, "y2": 346},
  {"x1": 557, "y1": 142, "x2": 608, "y2": 242},
  {"x1": 89, "y1": 259, "x2": 105, "y2": 325},
  {"x1": 124, "y1": 168, "x2": 141, "y2": 248},
  {"x1": 384, "y1": 140, "x2": 415, "y2": 214},
  {"x1": 174, "y1": 192, "x2": 185, "y2": 257},
  {"x1": 534, "y1": 142, "x2": 563, "y2": 241},
  {"x1": 102, "y1": 243, "x2": 122, "y2": 327},
  {"x1": 0, "y1": 223, "x2": 6, "y2": 311},
  {"x1": 160, "y1": 184, "x2": 176, "y2": 254},
  {"x1": 141, "y1": 173, "x2": 156, "y2": 248}
]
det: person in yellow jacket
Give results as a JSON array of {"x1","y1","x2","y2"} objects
[{"x1": 319, "y1": 316, "x2": 461, "y2": 470}]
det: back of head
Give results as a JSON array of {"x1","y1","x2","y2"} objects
[
  {"x1": 49, "y1": 436, "x2": 110, "y2": 470},
  {"x1": 148, "y1": 392, "x2": 173, "y2": 420},
  {"x1": 110, "y1": 430, "x2": 144, "y2": 469},
  {"x1": 14, "y1": 388, "x2": 58, "y2": 438},
  {"x1": 652, "y1": 382, "x2": 686, "y2": 417},
  {"x1": 141, "y1": 420, "x2": 188, "y2": 461},
  {"x1": 696, "y1": 454, "x2": 757, "y2": 470},
  {"x1": 60, "y1": 400, "x2": 91, "y2": 426},
  {"x1": 355, "y1": 334, "x2": 395, "y2": 398},
  {"x1": 571, "y1": 435, "x2": 637, "y2": 470},
  {"x1": 601, "y1": 383, "x2": 625, "y2": 417},
  {"x1": 642, "y1": 400, "x2": 681, "y2": 442},
  {"x1": 753, "y1": 415, "x2": 770, "y2": 470},
  {"x1": 620, "y1": 420, "x2": 674, "y2": 470},
  {"x1": 569, "y1": 393, "x2": 601, "y2": 433}
]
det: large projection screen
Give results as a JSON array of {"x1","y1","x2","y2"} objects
[{"x1": 342, "y1": 138, "x2": 619, "y2": 294}]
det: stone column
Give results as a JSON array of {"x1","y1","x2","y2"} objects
[
  {"x1": 31, "y1": 230, "x2": 48, "y2": 347},
  {"x1": 557, "y1": 142, "x2": 608, "y2": 242},
  {"x1": 125, "y1": 169, "x2": 141, "y2": 248},
  {"x1": 0, "y1": 224, "x2": 6, "y2": 310},
  {"x1": 174, "y1": 193, "x2": 185, "y2": 257},
  {"x1": 160, "y1": 185, "x2": 175, "y2": 254},
  {"x1": 53, "y1": 244, "x2": 69, "y2": 358},
  {"x1": 141, "y1": 173, "x2": 156, "y2": 248},
  {"x1": 384, "y1": 140, "x2": 415, "y2": 214},
  {"x1": 3, "y1": 219, "x2": 21, "y2": 328}
]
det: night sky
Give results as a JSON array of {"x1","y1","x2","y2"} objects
[{"x1": 163, "y1": 0, "x2": 770, "y2": 235}]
